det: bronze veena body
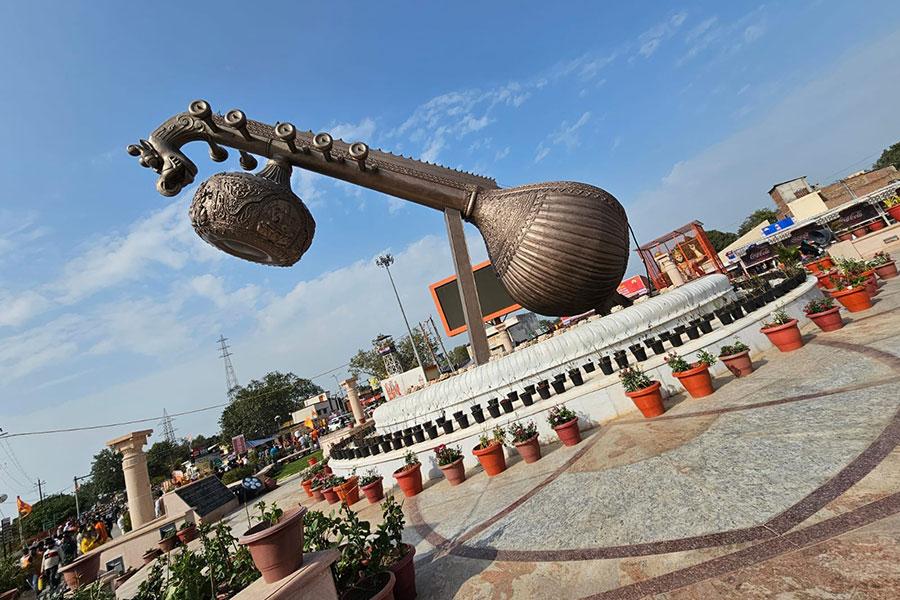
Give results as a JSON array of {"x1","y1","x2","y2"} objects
[{"x1": 129, "y1": 100, "x2": 630, "y2": 316}]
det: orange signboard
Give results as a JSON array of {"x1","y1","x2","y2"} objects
[{"x1": 429, "y1": 261, "x2": 521, "y2": 336}]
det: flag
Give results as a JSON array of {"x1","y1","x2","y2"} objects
[{"x1": 16, "y1": 496, "x2": 31, "y2": 517}]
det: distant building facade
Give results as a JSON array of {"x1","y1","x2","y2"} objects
[
  {"x1": 768, "y1": 177, "x2": 812, "y2": 216},
  {"x1": 818, "y1": 166, "x2": 899, "y2": 210}
]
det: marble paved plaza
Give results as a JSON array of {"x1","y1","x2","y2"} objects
[{"x1": 213, "y1": 277, "x2": 900, "y2": 598}]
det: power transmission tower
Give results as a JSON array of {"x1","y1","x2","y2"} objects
[
  {"x1": 218, "y1": 335, "x2": 240, "y2": 400},
  {"x1": 159, "y1": 409, "x2": 177, "y2": 444}
]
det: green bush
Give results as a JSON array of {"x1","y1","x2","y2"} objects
[{"x1": 221, "y1": 465, "x2": 254, "y2": 485}]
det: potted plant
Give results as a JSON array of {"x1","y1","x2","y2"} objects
[
  {"x1": 472, "y1": 427, "x2": 507, "y2": 476},
  {"x1": 238, "y1": 501, "x2": 306, "y2": 583},
  {"x1": 322, "y1": 477, "x2": 341, "y2": 505},
  {"x1": 359, "y1": 469, "x2": 384, "y2": 504},
  {"x1": 551, "y1": 377, "x2": 566, "y2": 395},
  {"x1": 391, "y1": 435, "x2": 404, "y2": 451},
  {"x1": 537, "y1": 379, "x2": 552, "y2": 398},
  {"x1": 424, "y1": 422, "x2": 439, "y2": 440},
  {"x1": 370, "y1": 495, "x2": 416, "y2": 600},
  {"x1": 761, "y1": 308, "x2": 804, "y2": 352},
  {"x1": 884, "y1": 195, "x2": 900, "y2": 221},
  {"x1": 470, "y1": 403, "x2": 486, "y2": 424},
  {"x1": 719, "y1": 340, "x2": 753, "y2": 377},
  {"x1": 870, "y1": 251, "x2": 897, "y2": 279},
  {"x1": 620, "y1": 365, "x2": 665, "y2": 418},
  {"x1": 412, "y1": 427, "x2": 426, "y2": 444},
  {"x1": 815, "y1": 269, "x2": 836, "y2": 290},
  {"x1": 830, "y1": 273, "x2": 872, "y2": 312},
  {"x1": 486, "y1": 398, "x2": 501, "y2": 418},
  {"x1": 158, "y1": 529, "x2": 180, "y2": 553},
  {"x1": 521, "y1": 391, "x2": 535, "y2": 406},
  {"x1": 869, "y1": 219, "x2": 886, "y2": 231},
  {"x1": 613, "y1": 349, "x2": 629, "y2": 369},
  {"x1": 392, "y1": 451, "x2": 423, "y2": 497},
  {"x1": 598, "y1": 355, "x2": 615, "y2": 375},
  {"x1": 524, "y1": 384, "x2": 537, "y2": 395},
  {"x1": 310, "y1": 477, "x2": 326, "y2": 502},
  {"x1": 439, "y1": 416, "x2": 454, "y2": 435},
  {"x1": 59, "y1": 551, "x2": 103, "y2": 590},
  {"x1": 336, "y1": 473, "x2": 361, "y2": 506},
  {"x1": 629, "y1": 343, "x2": 648, "y2": 362},
  {"x1": 453, "y1": 410, "x2": 470, "y2": 429},
  {"x1": 668, "y1": 329, "x2": 685, "y2": 347},
  {"x1": 177, "y1": 520, "x2": 199, "y2": 544},
  {"x1": 548, "y1": 405, "x2": 581, "y2": 446},
  {"x1": 804, "y1": 296, "x2": 843, "y2": 332},
  {"x1": 851, "y1": 224, "x2": 868, "y2": 238},
  {"x1": 667, "y1": 350, "x2": 716, "y2": 399},
  {"x1": 500, "y1": 395, "x2": 515, "y2": 413},
  {"x1": 301, "y1": 472, "x2": 315, "y2": 498},
  {"x1": 435, "y1": 444, "x2": 466, "y2": 486},
  {"x1": 685, "y1": 322, "x2": 701, "y2": 340},
  {"x1": 568, "y1": 367, "x2": 584, "y2": 385},
  {"x1": 582, "y1": 360, "x2": 596, "y2": 373},
  {"x1": 142, "y1": 547, "x2": 162, "y2": 565},
  {"x1": 644, "y1": 337, "x2": 665, "y2": 355},
  {"x1": 401, "y1": 429, "x2": 415, "y2": 447},
  {"x1": 508, "y1": 421, "x2": 541, "y2": 463},
  {"x1": 715, "y1": 307, "x2": 734, "y2": 326}
]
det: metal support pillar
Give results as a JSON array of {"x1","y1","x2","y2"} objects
[{"x1": 444, "y1": 208, "x2": 490, "y2": 365}]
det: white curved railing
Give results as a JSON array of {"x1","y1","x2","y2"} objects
[{"x1": 373, "y1": 275, "x2": 735, "y2": 432}]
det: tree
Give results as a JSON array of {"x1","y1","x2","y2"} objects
[
  {"x1": 873, "y1": 141, "x2": 900, "y2": 171},
  {"x1": 17, "y1": 494, "x2": 77, "y2": 539},
  {"x1": 737, "y1": 208, "x2": 780, "y2": 236},
  {"x1": 448, "y1": 344, "x2": 471, "y2": 369},
  {"x1": 147, "y1": 440, "x2": 191, "y2": 480},
  {"x1": 348, "y1": 331, "x2": 437, "y2": 380},
  {"x1": 90, "y1": 448, "x2": 125, "y2": 497},
  {"x1": 219, "y1": 371, "x2": 322, "y2": 442},
  {"x1": 705, "y1": 229, "x2": 739, "y2": 252}
]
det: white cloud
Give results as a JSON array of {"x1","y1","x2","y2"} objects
[
  {"x1": 627, "y1": 27, "x2": 900, "y2": 263},
  {"x1": 0, "y1": 314, "x2": 84, "y2": 381},
  {"x1": 291, "y1": 169, "x2": 325, "y2": 209},
  {"x1": 495, "y1": 146, "x2": 510, "y2": 161},
  {"x1": 0, "y1": 291, "x2": 50, "y2": 328},
  {"x1": 534, "y1": 111, "x2": 592, "y2": 162},
  {"x1": 744, "y1": 23, "x2": 765, "y2": 43},
  {"x1": 329, "y1": 117, "x2": 377, "y2": 143},
  {"x1": 638, "y1": 11, "x2": 688, "y2": 58}
]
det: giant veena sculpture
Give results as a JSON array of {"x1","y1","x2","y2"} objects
[{"x1": 128, "y1": 100, "x2": 629, "y2": 316}]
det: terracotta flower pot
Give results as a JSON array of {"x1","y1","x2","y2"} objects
[
  {"x1": 439, "y1": 457, "x2": 467, "y2": 486},
  {"x1": 473, "y1": 442, "x2": 507, "y2": 476},
  {"x1": 720, "y1": 350, "x2": 753, "y2": 377},
  {"x1": 830, "y1": 286, "x2": 872, "y2": 312},
  {"x1": 393, "y1": 463, "x2": 423, "y2": 497},
  {"x1": 817, "y1": 256, "x2": 834, "y2": 269},
  {"x1": 625, "y1": 381, "x2": 665, "y2": 418},
  {"x1": 142, "y1": 548, "x2": 163, "y2": 565},
  {"x1": 852, "y1": 226, "x2": 868, "y2": 238},
  {"x1": 806, "y1": 306, "x2": 844, "y2": 332},
  {"x1": 341, "y1": 570, "x2": 396, "y2": 600},
  {"x1": 388, "y1": 543, "x2": 417, "y2": 600},
  {"x1": 361, "y1": 477, "x2": 384, "y2": 504},
  {"x1": 805, "y1": 261, "x2": 822, "y2": 275},
  {"x1": 59, "y1": 551, "x2": 102, "y2": 590},
  {"x1": 239, "y1": 506, "x2": 307, "y2": 584},
  {"x1": 323, "y1": 465, "x2": 333, "y2": 475},
  {"x1": 308, "y1": 457, "x2": 318, "y2": 466},
  {"x1": 335, "y1": 476, "x2": 360, "y2": 505},
  {"x1": 815, "y1": 271, "x2": 834, "y2": 290},
  {"x1": 875, "y1": 261, "x2": 898, "y2": 279},
  {"x1": 513, "y1": 435, "x2": 542, "y2": 463},
  {"x1": 311, "y1": 485, "x2": 325, "y2": 502},
  {"x1": 673, "y1": 363, "x2": 714, "y2": 398},
  {"x1": 553, "y1": 417, "x2": 582, "y2": 446},
  {"x1": 177, "y1": 524, "x2": 199, "y2": 544},
  {"x1": 862, "y1": 270, "x2": 878, "y2": 296},
  {"x1": 888, "y1": 204, "x2": 900, "y2": 221},
  {"x1": 322, "y1": 486, "x2": 340, "y2": 505},
  {"x1": 761, "y1": 319, "x2": 804, "y2": 352},
  {"x1": 158, "y1": 535, "x2": 179, "y2": 553},
  {"x1": 868, "y1": 220, "x2": 886, "y2": 231},
  {"x1": 301, "y1": 478, "x2": 314, "y2": 498},
  {"x1": 837, "y1": 232, "x2": 853, "y2": 242}
]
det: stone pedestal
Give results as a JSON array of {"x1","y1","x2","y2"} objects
[
  {"x1": 106, "y1": 430, "x2": 155, "y2": 529},
  {"x1": 234, "y1": 549, "x2": 339, "y2": 600},
  {"x1": 340, "y1": 377, "x2": 365, "y2": 425}
]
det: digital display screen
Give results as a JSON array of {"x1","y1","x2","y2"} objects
[{"x1": 432, "y1": 264, "x2": 517, "y2": 334}]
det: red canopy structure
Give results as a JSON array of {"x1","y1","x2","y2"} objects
[{"x1": 636, "y1": 221, "x2": 725, "y2": 290}]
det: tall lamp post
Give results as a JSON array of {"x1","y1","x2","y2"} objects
[{"x1": 375, "y1": 254, "x2": 426, "y2": 373}]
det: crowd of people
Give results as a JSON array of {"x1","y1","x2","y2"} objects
[{"x1": 18, "y1": 503, "x2": 125, "y2": 594}]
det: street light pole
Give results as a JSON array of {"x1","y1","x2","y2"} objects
[{"x1": 376, "y1": 254, "x2": 426, "y2": 373}]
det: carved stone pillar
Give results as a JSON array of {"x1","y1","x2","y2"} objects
[
  {"x1": 340, "y1": 378, "x2": 365, "y2": 425},
  {"x1": 107, "y1": 430, "x2": 155, "y2": 529}
]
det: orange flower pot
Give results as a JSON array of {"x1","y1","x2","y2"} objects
[
  {"x1": 473, "y1": 442, "x2": 507, "y2": 476},
  {"x1": 720, "y1": 350, "x2": 753, "y2": 377},
  {"x1": 301, "y1": 478, "x2": 314, "y2": 498},
  {"x1": 393, "y1": 463, "x2": 423, "y2": 497},
  {"x1": 239, "y1": 506, "x2": 306, "y2": 584},
  {"x1": 761, "y1": 319, "x2": 804, "y2": 352},
  {"x1": 868, "y1": 220, "x2": 886, "y2": 231},
  {"x1": 875, "y1": 261, "x2": 898, "y2": 279},
  {"x1": 625, "y1": 381, "x2": 665, "y2": 418},
  {"x1": 513, "y1": 435, "x2": 542, "y2": 463},
  {"x1": 335, "y1": 476, "x2": 360, "y2": 505},
  {"x1": 830, "y1": 286, "x2": 872, "y2": 312},
  {"x1": 361, "y1": 477, "x2": 384, "y2": 504},
  {"x1": 673, "y1": 363, "x2": 715, "y2": 398},
  {"x1": 888, "y1": 204, "x2": 900, "y2": 221},
  {"x1": 553, "y1": 417, "x2": 582, "y2": 446},
  {"x1": 815, "y1": 271, "x2": 835, "y2": 290},
  {"x1": 806, "y1": 306, "x2": 844, "y2": 332},
  {"x1": 322, "y1": 486, "x2": 339, "y2": 505},
  {"x1": 852, "y1": 226, "x2": 868, "y2": 238},
  {"x1": 438, "y1": 458, "x2": 467, "y2": 486}
]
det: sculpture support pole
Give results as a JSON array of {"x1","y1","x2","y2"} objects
[
  {"x1": 107, "y1": 430, "x2": 155, "y2": 529},
  {"x1": 444, "y1": 208, "x2": 490, "y2": 365},
  {"x1": 340, "y1": 378, "x2": 365, "y2": 425}
]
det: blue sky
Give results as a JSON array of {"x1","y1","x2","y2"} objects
[{"x1": 1, "y1": 1, "x2": 899, "y2": 502}]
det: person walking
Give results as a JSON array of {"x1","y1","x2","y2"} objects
[
  {"x1": 41, "y1": 538, "x2": 62, "y2": 590},
  {"x1": 20, "y1": 545, "x2": 41, "y2": 592}
]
